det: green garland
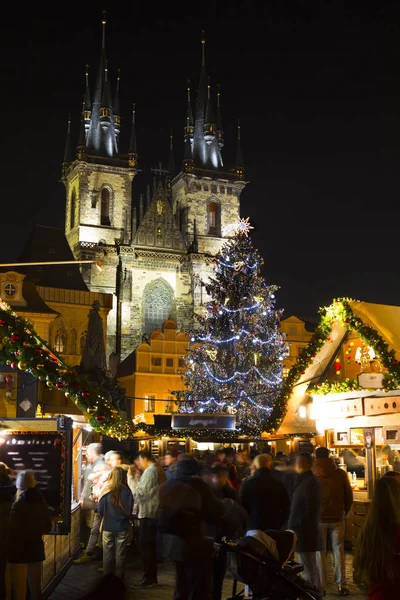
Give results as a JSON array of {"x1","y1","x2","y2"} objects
[
  {"x1": 0, "y1": 302, "x2": 137, "y2": 440},
  {"x1": 2, "y1": 297, "x2": 399, "y2": 440},
  {"x1": 266, "y1": 297, "x2": 400, "y2": 432}
]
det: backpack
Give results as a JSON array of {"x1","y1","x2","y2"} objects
[{"x1": 158, "y1": 480, "x2": 202, "y2": 537}]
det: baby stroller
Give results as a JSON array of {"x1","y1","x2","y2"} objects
[{"x1": 214, "y1": 529, "x2": 322, "y2": 600}]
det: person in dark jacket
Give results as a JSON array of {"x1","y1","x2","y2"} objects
[
  {"x1": 210, "y1": 463, "x2": 247, "y2": 600},
  {"x1": 159, "y1": 456, "x2": 226, "y2": 600},
  {"x1": 239, "y1": 454, "x2": 290, "y2": 531},
  {"x1": 313, "y1": 447, "x2": 353, "y2": 596},
  {"x1": 0, "y1": 462, "x2": 16, "y2": 600},
  {"x1": 97, "y1": 466, "x2": 133, "y2": 581},
  {"x1": 8, "y1": 470, "x2": 52, "y2": 600},
  {"x1": 288, "y1": 452, "x2": 323, "y2": 595}
]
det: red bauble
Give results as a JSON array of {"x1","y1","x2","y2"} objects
[
  {"x1": 393, "y1": 359, "x2": 398, "y2": 365},
  {"x1": 34, "y1": 347, "x2": 42, "y2": 355},
  {"x1": 10, "y1": 361, "x2": 18, "y2": 369},
  {"x1": 56, "y1": 382, "x2": 64, "y2": 389},
  {"x1": 95, "y1": 415, "x2": 106, "y2": 422},
  {"x1": 334, "y1": 362, "x2": 341, "y2": 371},
  {"x1": 81, "y1": 391, "x2": 90, "y2": 399},
  {"x1": 14, "y1": 351, "x2": 20, "y2": 357},
  {"x1": 0, "y1": 320, "x2": 6, "y2": 327},
  {"x1": 10, "y1": 334, "x2": 20, "y2": 343}
]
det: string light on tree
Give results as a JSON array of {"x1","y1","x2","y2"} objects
[{"x1": 176, "y1": 217, "x2": 288, "y2": 432}]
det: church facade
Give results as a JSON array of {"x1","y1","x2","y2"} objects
[{"x1": 62, "y1": 20, "x2": 246, "y2": 363}]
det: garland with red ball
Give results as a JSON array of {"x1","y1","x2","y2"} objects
[{"x1": 2, "y1": 298, "x2": 400, "y2": 439}]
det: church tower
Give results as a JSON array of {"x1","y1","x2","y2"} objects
[
  {"x1": 171, "y1": 33, "x2": 247, "y2": 312},
  {"x1": 62, "y1": 14, "x2": 138, "y2": 259},
  {"x1": 61, "y1": 21, "x2": 247, "y2": 364}
]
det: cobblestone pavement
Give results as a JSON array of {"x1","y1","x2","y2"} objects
[{"x1": 48, "y1": 550, "x2": 368, "y2": 599}]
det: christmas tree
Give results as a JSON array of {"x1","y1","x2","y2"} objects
[{"x1": 177, "y1": 219, "x2": 288, "y2": 434}]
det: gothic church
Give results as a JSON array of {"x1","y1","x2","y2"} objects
[{"x1": 62, "y1": 18, "x2": 246, "y2": 363}]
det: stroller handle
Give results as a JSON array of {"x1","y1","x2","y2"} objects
[{"x1": 214, "y1": 539, "x2": 320, "y2": 600}]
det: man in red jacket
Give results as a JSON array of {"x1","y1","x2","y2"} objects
[{"x1": 313, "y1": 447, "x2": 353, "y2": 596}]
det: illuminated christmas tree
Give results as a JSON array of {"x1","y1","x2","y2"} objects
[{"x1": 177, "y1": 219, "x2": 288, "y2": 434}]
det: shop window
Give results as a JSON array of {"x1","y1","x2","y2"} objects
[
  {"x1": 145, "y1": 395, "x2": 155, "y2": 412},
  {"x1": 70, "y1": 189, "x2": 76, "y2": 229},
  {"x1": 100, "y1": 187, "x2": 111, "y2": 226},
  {"x1": 54, "y1": 330, "x2": 67, "y2": 354}
]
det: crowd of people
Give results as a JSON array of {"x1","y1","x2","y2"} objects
[
  {"x1": 1, "y1": 441, "x2": 399, "y2": 600},
  {"x1": 71, "y1": 443, "x2": 351, "y2": 598}
]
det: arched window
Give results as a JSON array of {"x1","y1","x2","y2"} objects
[
  {"x1": 80, "y1": 330, "x2": 87, "y2": 354},
  {"x1": 70, "y1": 189, "x2": 76, "y2": 230},
  {"x1": 69, "y1": 329, "x2": 77, "y2": 355},
  {"x1": 208, "y1": 199, "x2": 220, "y2": 235},
  {"x1": 143, "y1": 278, "x2": 175, "y2": 335},
  {"x1": 54, "y1": 329, "x2": 67, "y2": 354},
  {"x1": 101, "y1": 187, "x2": 111, "y2": 226}
]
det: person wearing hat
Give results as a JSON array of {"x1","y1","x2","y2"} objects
[{"x1": 313, "y1": 447, "x2": 353, "y2": 596}]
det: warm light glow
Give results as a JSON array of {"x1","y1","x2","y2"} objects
[{"x1": 298, "y1": 405, "x2": 307, "y2": 419}]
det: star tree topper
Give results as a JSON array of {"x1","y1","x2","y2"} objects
[{"x1": 222, "y1": 217, "x2": 254, "y2": 237}]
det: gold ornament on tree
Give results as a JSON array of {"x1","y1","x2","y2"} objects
[{"x1": 206, "y1": 348, "x2": 217, "y2": 361}]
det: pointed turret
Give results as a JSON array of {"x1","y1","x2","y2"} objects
[
  {"x1": 183, "y1": 115, "x2": 194, "y2": 173},
  {"x1": 113, "y1": 69, "x2": 121, "y2": 141},
  {"x1": 100, "y1": 61, "x2": 112, "y2": 132},
  {"x1": 63, "y1": 115, "x2": 72, "y2": 170},
  {"x1": 77, "y1": 98, "x2": 87, "y2": 159},
  {"x1": 184, "y1": 80, "x2": 194, "y2": 141},
  {"x1": 192, "y1": 32, "x2": 207, "y2": 165},
  {"x1": 83, "y1": 64, "x2": 91, "y2": 135},
  {"x1": 168, "y1": 129, "x2": 175, "y2": 178},
  {"x1": 128, "y1": 103, "x2": 138, "y2": 167},
  {"x1": 216, "y1": 84, "x2": 224, "y2": 150},
  {"x1": 204, "y1": 77, "x2": 216, "y2": 146},
  {"x1": 235, "y1": 119, "x2": 244, "y2": 179}
]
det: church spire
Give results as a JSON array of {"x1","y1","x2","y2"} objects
[
  {"x1": 235, "y1": 119, "x2": 244, "y2": 179},
  {"x1": 204, "y1": 76, "x2": 216, "y2": 146},
  {"x1": 77, "y1": 98, "x2": 87, "y2": 159},
  {"x1": 83, "y1": 65, "x2": 92, "y2": 136},
  {"x1": 192, "y1": 31, "x2": 207, "y2": 165},
  {"x1": 128, "y1": 103, "x2": 138, "y2": 167},
  {"x1": 216, "y1": 84, "x2": 224, "y2": 149},
  {"x1": 62, "y1": 115, "x2": 72, "y2": 176},
  {"x1": 168, "y1": 129, "x2": 175, "y2": 177},
  {"x1": 113, "y1": 69, "x2": 121, "y2": 141},
  {"x1": 184, "y1": 79, "x2": 194, "y2": 140}
]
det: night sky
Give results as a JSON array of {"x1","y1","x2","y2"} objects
[{"x1": 2, "y1": 3, "x2": 400, "y2": 319}]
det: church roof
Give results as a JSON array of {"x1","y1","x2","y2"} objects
[{"x1": 17, "y1": 225, "x2": 89, "y2": 291}]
